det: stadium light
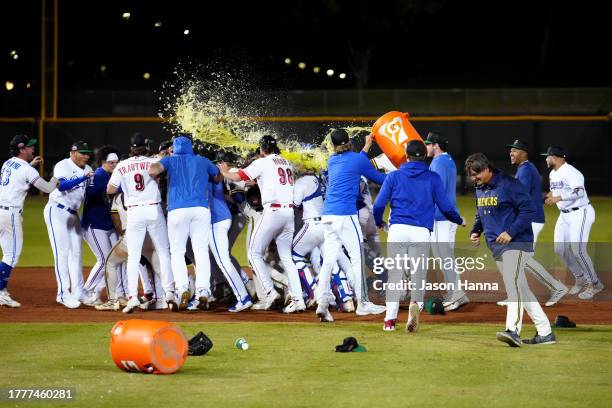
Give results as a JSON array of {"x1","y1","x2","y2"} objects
[
  {"x1": 143, "y1": 72, "x2": 151, "y2": 80},
  {"x1": 313, "y1": 66, "x2": 320, "y2": 74},
  {"x1": 154, "y1": 21, "x2": 162, "y2": 28},
  {"x1": 284, "y1": 58, "x2": 291, "y2": 65},
  {"x1": 326, "y1": 69, "x2": 334, "y2": 77},
  {"x1": 100, "y1": 65, "x2": 107, "y2": 72},
  {"x1": 5, "y1": 81, "x2": 15, "y2": 91},
  {"x1": 184, "y1": 29, "x2": 190, "y2": 35},
  {"x1": 10, "y1": 50, "x2": 18, "y2": 60},
  {"x1": 122, "y1": 12, "x2": 131, "y2": 20},
  {"x1": 298, "y1": 62, "x2": 306, "y2": 70},
  {"x1": 26, "y1": 82, "x2": 31, "y2": 89},
  {"x1": 339, "y1": 73, "x2": 347, "y2": 79}
]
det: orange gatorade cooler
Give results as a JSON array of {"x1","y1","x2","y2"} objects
[
  {"x1": 371, "y1": 111, "x2": 423, "y2": 168},
  {"x1": 110, "y1": 319, "x2": 189, "y2": 374}
]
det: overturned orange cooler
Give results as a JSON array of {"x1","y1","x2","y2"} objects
[
  {"x1": 110, "y1": 319, "x2": 188, "y2": 374},
  {"x1": 371, "y1": 111, "x2": 423, "y2": 168}
]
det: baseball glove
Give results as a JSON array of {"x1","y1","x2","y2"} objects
[{"x1": 188, "y1": 331, "x2": 213, "y2": 356}]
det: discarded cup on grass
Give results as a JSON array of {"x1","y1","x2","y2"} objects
[{"x1": 235, "y1": 337, "x2": 249, "y2": 350}]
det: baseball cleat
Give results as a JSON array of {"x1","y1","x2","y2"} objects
[
  {"x1": 229, "y1": 296, "x2": 253, "y2": 313},
  {"x1": 250, "y1": 300, "x2": 268, "y2": 310},
  {"x1": 117, "y1": 296, "x2": 129, "y2": 307},
  {"x1": 305, "y1": 296, "x2": 317, "y2": 309},
  {"x1": 406, "y1": 302, "x2": 420, "y2": 333},
  {"x1": 57, "y1": 296, "x2": 81, "y2": 309},
  {"x1": 152, "y1": 299, "x2": 168, "y2": 310},
  {"x1": 496, "y1": 330, "x2": 522, "y2": 347},
  {"x1": 356, "y1": 301, "x2": 386, "y2": 316},
  {"x1": 79, "y1": 292, "x2": 98, "y2": 307},
  {"x1": 165, "y1": 291, "x2": 178, "y2": 312},
  {"x1": 496, "y1": 299, "x2": 509, "y2": 307},
  {"x1": 122, "y1": 296, "x2": 141, "y2": 314},
  {"x1": 316, "y1": 302, "x2": 334, "y2": 322},
  {"x1": 341, "y1": 299, "x2": 355, "y2": 313},
  {"x1": 383, "y1": 319, "x2": 396, "y2": 331},
  {"x1": 0, "y1": 290, "x2": 21, "y2": 308},
  {"x1": 186, "y1": 298, "x2": 200, "y2": 311},
  {"x1": 95, "y1": 299, "x2": 121, "y2": 311},
  {"x1": 283, "y1": 298, "x2": 306, "y2": 313},
  {"x1": 262, "y1": 290, "x2": 281, "y2": 310},
  {"x1": 139, "y1": 293, "x2": 156, "y2": 310},
  {"x1": 568, "y1": 277, "x2": 588, "y2": 295},
  {"x1": 578, "y1": 281, "x2": 604, "y2": 300},
  {"x1": 178, "y1": 291, "x2": 191, "y2": 311},
  {"x1": 522, "y1": 331, "x2": 556, "y2": 345},
  {"x1": 444, "y1": 294, "x2": 470, "y2": 312},
  {"x1": 197, "y1": 296, "x2": 210, "y2": 311},
  {"x1": 545, "y1": 286, "x2": 569, "y2": 306}
]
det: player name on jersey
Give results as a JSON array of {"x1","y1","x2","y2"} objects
[{"x1": 117, "y1": 161, "x2": 150, "y2": 175}]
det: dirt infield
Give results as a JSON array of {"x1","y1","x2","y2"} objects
[{"x1": 1, "y1": 267, "x2": 611, "y2": 324}]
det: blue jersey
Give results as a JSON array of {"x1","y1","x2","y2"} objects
[
  {"x1": 471, "y1": 169, "x2": 535, "y2": 258},
  {"x1": 515, "y1": 160, "x2": 545, "y2": 224},
  {"x1": 160, "y1": 137, "x2": 219, "y2": 212},
  {"x1": 209, "y1": 181, "x2": 232, "y2": 224},
  {"x1": 429, "y1": 153, "x2": 459, "y2": 221},
  {"x1": 82, "y1": 167, "x2": 113, "y2": 230},
  {"x1": 373, "y1": 161, "x2": 462, "y2": 231},
  {"x1": 322, "y1": 151, "x2": 385, "y2": 216}
]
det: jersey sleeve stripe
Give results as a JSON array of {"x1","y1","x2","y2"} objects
[{"x1": 238, "y1": 169, "x2": 251, "y2": 181}]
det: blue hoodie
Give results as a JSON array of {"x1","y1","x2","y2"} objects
[
  {"x1": 515, "y1": 160, "x2": 545, "y2": 224},
  {"x1": 159, "y1": 137, "x2": 219, "y2": 212},
  {"x1": 373, "y1": 161, "x2": 462, "y2": 231},
  {"x1": 429, "y1": 153, "x2": 459, "y2": 221},
  {"x1": 323, "y1": 151, "x2": 385, "y2": 216},
  {"x1": 470, "y1": 169, "x2": 535, "y2": 258}
]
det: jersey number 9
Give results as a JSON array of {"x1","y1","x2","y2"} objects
[{"x1": 134, "y1": 173, "x2": 145, "y2": 191}]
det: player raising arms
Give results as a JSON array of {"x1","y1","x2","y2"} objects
[
  {"x1": 107, "y1": 133, "x2": 175, "y2": 313},
  {"x1": 315, "y1": 129, "x2": 387, "y2": 322},
  {"x1": 218, "y1": 135, "x2": 305, "y2": 313},
  {"x1": 0, "y1": 135, "x2": 58, "y2": 308}
]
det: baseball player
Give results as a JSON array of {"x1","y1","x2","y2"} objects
[
  {"x1": 149, "y1": 135, "x2": 220, "y2": 311},
  {"x1": 466, "y1": 153, "x2": 555, "y2": 347},
  {"x1": 107, "y1": 133, "x2": 175, "y2": 313},
  {"x1": 81, "y1": 146, "x2": 121, "y2": 304},
  {"x1": 314, "y1": 129, "x2": 387, "y2": 322},
  {"x1": 374, "y1": 140, "x2": 465, "y2": 332},
  {"x1": 424, "y1": 132, "x2": 469, "y2": 311},
  {"x1": 499, "y1": 140, "x2": 568, "y2": 306},
  {"x1": 218, "y1": 135, "x2": 305, "y2": 313},
  {"x1": 542, "y1": 146, "x2": 603, "y2": 299},
  {"x1": 44, "y1": 140, "x2": 95, "y2": 309},
  {"x1": 208, "y1": 177, "x2": 253, "y2": 312},
  {"x1": 0, "y1": 135, "x2": 58, "y2": 307}
]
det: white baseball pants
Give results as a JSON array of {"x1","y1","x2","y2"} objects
[
  {"x1": 523, "y1": 222, "x2": 566, "y2": 292},
  {"x1": 0, "y1": 208, "x2": 23, "y2": 268},
  {"x1": 496, "y1": 249, "x2": 551, "y2": 336},
  {"x1": 553, "y1": 205, "x2": 599, "y2": 284},
  {"x1": 44, "y1": 203, "x2": 85, "y2": 302},
  {"x1": 430, "y1": 220, "x2": 464, "y2": 301},
  {"x1": 167, "y1": 206, "x2": 211, "y2": 296},
  {"x1": 83, "y1": 227, "x2": 119, "y2": 295},
  {"x1": 210, "y1": 219, "x2": 249, "y2": 302},
  {"x1": 385, "y1": 224, "x2": 430, "y2": 321}
]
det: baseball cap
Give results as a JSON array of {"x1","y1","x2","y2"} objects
[
  {"x1": 506, "y1": 139, "x2": 529, "y2": 151},
  {"x1": 158, "y1": 140, "x2": 172, "y2": 152},
  {"x1": 70, "y1": 140, "x2": 93, "y2": 153},
  {"x1": 335, "y1": 337, "x2": 367, "y2": 353},
  {"x1": 329, "y1": 129, "x2": 350, "y2": 146},
  {"x1": 406, "y1": 140, "x2": 426, "y2": 158},
  {"x1": 10, "y1": 134, "x2": 37, "y2": 150},
  {"x1": 541, "y1": 146, "x2": 567, "y2": 158},
  {"x1": 259, "y1": 135, "x2": 278, "y2": 147},
  {"x1": 424, "y1": 131, "x2": 446, "y2": 146},
  {"x1": 130, "y1": 133, "x2": 147, "y2": 147}
]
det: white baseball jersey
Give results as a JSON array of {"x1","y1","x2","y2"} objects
[
  {"x1": 109, "y1": 156, "x2": 161, "y2": 207},
  {"x1": 293, "y1": 174, "x2": 323, "y2": 220},
  {"x1": 359, "y1": 176, "x2": 373, "y2": 210},
  {"x1": 549, "y1": 163, "x2": 590, "y2": 211},
  {"x1": 0, "y1": 157, "x2": 41, "y2": 208},
  {"x1": 111, "y1": 193, "x2": 128, "y2": 229},
  {"x1": 241, "y1": 154, "x2": 294, "y2": 205},
  {"x1": 48, "y1": 158, "x2": 92, "y2": 210}
]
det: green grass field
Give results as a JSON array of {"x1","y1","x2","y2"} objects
[
  {"x1": 18, "y1": 196, "x2": 612, "y2": 267},
  {"x1": 2, "y1": 323, "x2": 612, "y2": 407}
]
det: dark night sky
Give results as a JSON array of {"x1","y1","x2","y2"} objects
[{"x1": 2, "y1": 0, "x2": 611, "y2": 91}]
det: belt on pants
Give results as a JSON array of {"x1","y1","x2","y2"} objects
[
  {"x1": 56, "y1": 204, "x2": 77, "y2": 215},
  {"x1": 561, "y1": 203, "x2": 590, "y2": 214},
  {"x1": 269, "y1": 203, "x2": 294, "y2": 208},
  {"x1": 128, "y1": 202, "x2": 160, "y2": 209},
  {"x1": 0, "y1": 206, "x2": 22, "y2": 214}
]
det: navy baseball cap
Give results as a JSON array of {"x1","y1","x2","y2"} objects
[
  {"x1": 70, "y1": 140, "x2": 93, "y2": 153},
  {"x1": 506, "y1": 139, "x2": 529, "y2": 151},
  {"x1": 406, "y1": 140, "x2": 426, "y2": 158},
  {"x1": 330, "y1": 129, "x2": 350, "y2": 146},
  {"x1": 10, "y1": 134, "x2": 37, "y2": 150},
  {"x1": 541, "y1": 146, "x2": 567, "y2": 158}
]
